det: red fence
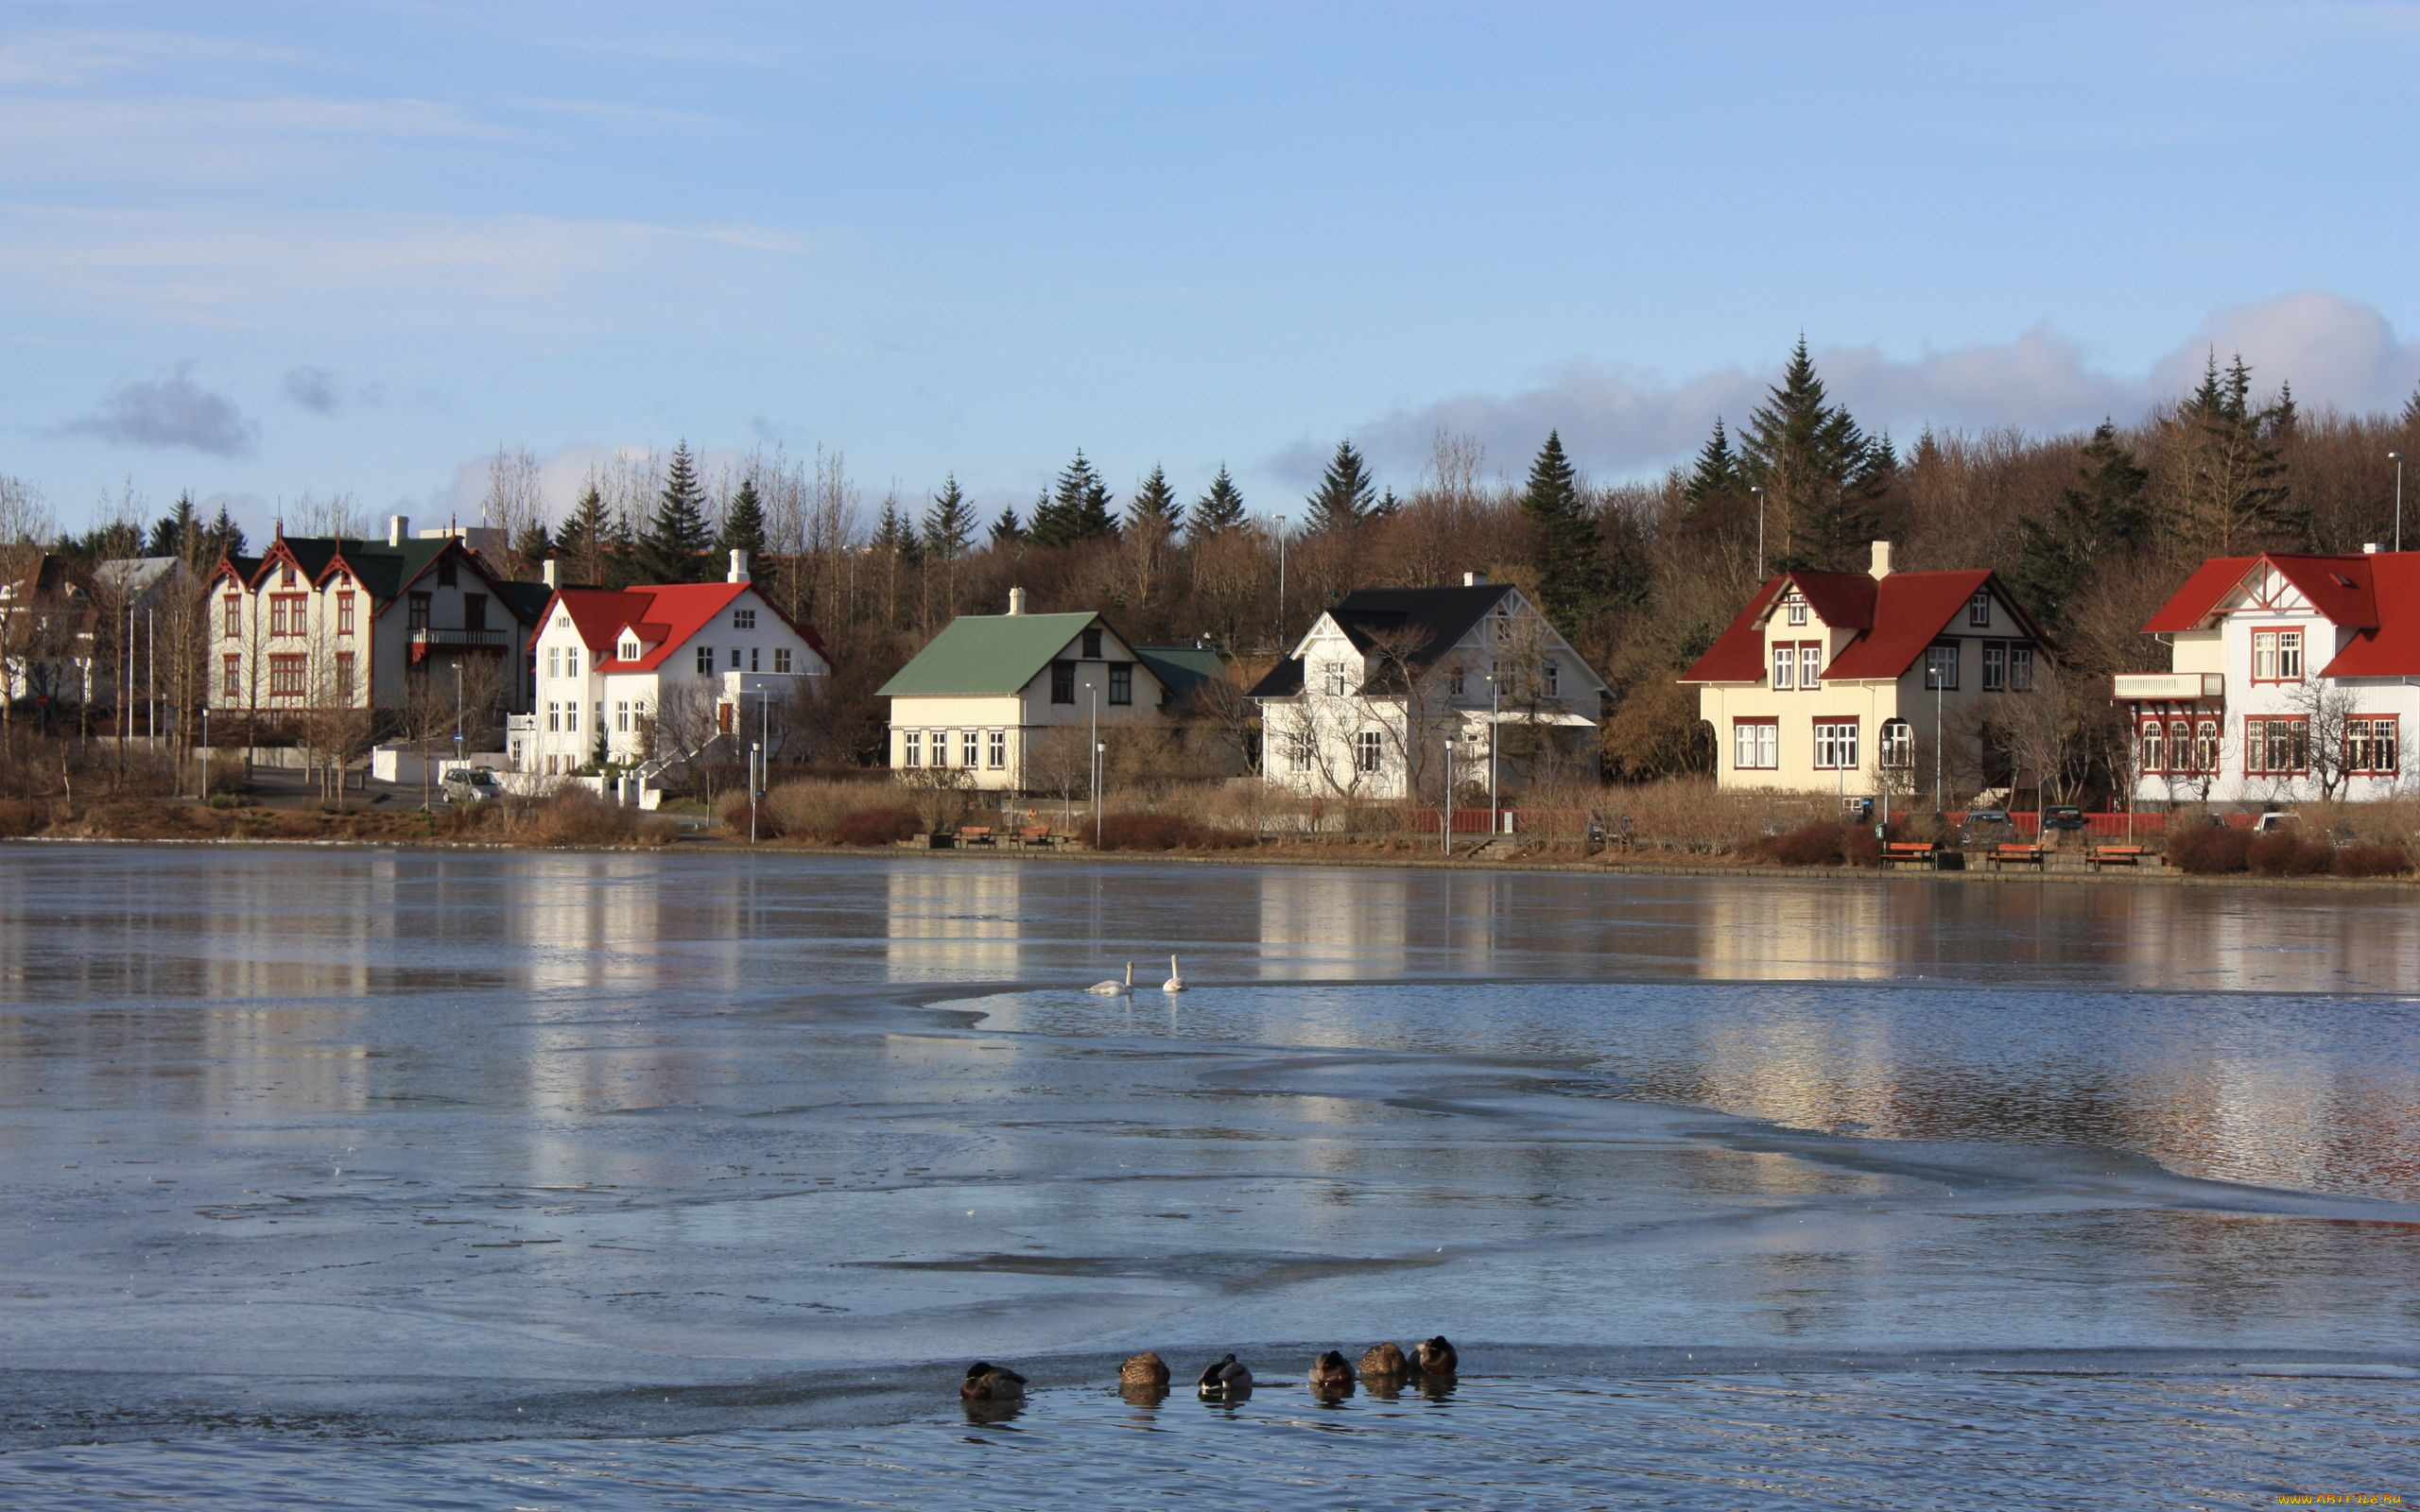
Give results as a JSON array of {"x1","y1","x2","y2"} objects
[{"x1": 1905, "y1": 810, "x2": 2170, "y2": 838}]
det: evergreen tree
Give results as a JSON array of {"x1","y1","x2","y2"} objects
[
  {"x1": 1126, "y1": 463, "x2": 1184, "y2": 540},
  {"x1": 509, "y1": 519, "x2": 553, "y2": 579},
  {"x1": 204, "y1": 503, "x2": 247, "y2": 560},
  {"x1": 1028, "y1": 450, "x2": 1118, "y2": 547},
  {"x1": 1374, "y1": 488, "x2": 1401, "y2": 518},
  {"x1": 2013, "y1": 420, "x2": 2149, "y2": 631},
  {"x1": 2402, "y1": 383, "x2": 2420, "y2": 431},
  {"x1": 717, "y1": 475, "x2": 768, "y2": 560},
  {"x1": 1682, "y1": 418, "x2": 1744, "y2": 504},
  {"x1": 2167, "y1": 352, "x2": 2300, "y2": 554},
  {"x1": 146, "y1": 490, "x2": 201, "y2": 561},
  {"x1": 639, "y1": 440, "x2": 716, "y2": 582},
  {"x1": 556, "y1": 482, "x2": 612, "y2": 586},
  {"x1": 924, "y1": 473, "x2": 975, "y2": 563},
  {"x1": 1518, "y1": 430, "x2": 1602, "y2": 635},
  {"x1": 605, "y1": 507, "x2": 641, "y2": 590},
  {"x1": 1305, "y1": 438, "x2": 1377, "y2": 532},
  {"x1": 989, "y1": 504, "x2": 1025, "y2": 546},
  {"x1": 870, "y1": 494, "x2": 923, "y2": 564},
  {"x1": 1188, "y1": 464, "x2": 1247, "y2": 540},
  {"x1": 1738, "y1": 337, "x2": 1890, "y2": 572}
]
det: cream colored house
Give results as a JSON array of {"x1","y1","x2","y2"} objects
[
  {"x1": 1249, "y1": 575, "x2": 1610, "y2": 801},
  {"x1": 1682, "y1": 541, "x2": 2051, "y2": 803},
  {"x1": 877, "y1": 589, "x2": 1219, "y2": 792},
  {"x1": 521, "y1": 551, "x2": 829, "y2": 775}
]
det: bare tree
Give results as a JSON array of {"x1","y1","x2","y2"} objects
[{"x1": 479, "y1": 446, "x2": 548, "y2": 578}]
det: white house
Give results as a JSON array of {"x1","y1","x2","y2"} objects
[
  {"x1": 2118, "y1": 547, "x2": 2416, "y2": 806},
  {"x1": 875, "y1": 588, "x2": 1221, "y2": 792},
  {"x1": 521, "y1": 550, "x2": 830, "y2": 775},
  {"x1": 1249, "y1": 574, "x2": 1610, "y2": 802}
]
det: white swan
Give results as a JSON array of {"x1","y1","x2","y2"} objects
[
  {"x1": 1085, "y1": 961, "x2": 1133, "y2": 995},
  {"x1": 1162, "y1": 954, "x2": 1184, "y2": 993}
]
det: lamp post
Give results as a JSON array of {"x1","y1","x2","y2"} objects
[
  {"x1": 200, "y1": 705, "x2": 210, "y2": 801},
  {"x1": 1442, "y1": 735, "x2": 1454, "y2": 856},
  {"x1": 1084, "y1": 678, "x2": 1099, "y2": 848},
  {"x1": 748, "y1": 682, "x2": 773, "y2": 843},
  {"x1": 2392, "y1": 450, "x2": 2405, "y2": 553},
  {"x1": 1752, "y1": 486, "x2": 1765, "y2": 579},
  {"x1": 1486, "y1": 671, "x2": 1499, "y2": 837},
  {"x1": 1932, "y1": 657, "x2": 1945, "y2": 813},
  {"x1": 452, "y1": 662, "x2": 463, "y2": 784},
  {"x1": 1269, "y1": 514, "x2": 1288, "y2": 644}
]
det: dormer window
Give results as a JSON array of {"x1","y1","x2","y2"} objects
[
  {"x1": 1324, "y1": 663, "x2": 1350, "y2": 697},
  {"x1": 619, "y1": 637, "x2": 641, "y2": 662},
  {"x1": 1785, "y1": 593, "x2": 1807, "y2": 626},
  {"x1": 1968, "y1": 591, "x2": 1991, "y2": 627}
]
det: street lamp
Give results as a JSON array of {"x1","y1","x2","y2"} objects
[
  {"x1": 452, "y1": 662, "x2": 464, "y2": 784},
  {"x1": 199, "y1": 705, "x2": 210, "y2": 801},
  {"x1": 1442, "y1": 734, "x2": 1455, "y2": 856},
  {"x1": 2392, "y1": 450, "x2": 2405, "y2": 553},
  {"x1": 1083, "y1": 678, "x2": 1099, "y2": 848},
  {"x1": 1485, "y1": 671, "x2": 1500, "y2": 837},
  {"x1": 1269, "y1": 514, "x2": 1288, "y2": 643},
  {"x1": 1752, "y1": 486, "x2": 1765, "y2": 579}
]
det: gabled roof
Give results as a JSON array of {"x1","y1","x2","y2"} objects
[
  {"x1": 1250, "y1": 583, "x2": 1516, "y2": 700},
  {"x1": 2141, "y1": 551, "x2": 2386, "y2": 634},
  {"x1": 534, "y1": 580, "x2": 808, "y2": 672},
  {"x1": 2322, "y1": 553, "x2": 2420, "y2": 676},
  {"x1": 1681, "y1": 567, "x2": 2041, "y2": 683},
  {"x1": 878, "y1": 610, "x2": 1106, "y2": 697},
  {"x1": 1134, "y1": 644, "x2": 1226, "y2": 706}
]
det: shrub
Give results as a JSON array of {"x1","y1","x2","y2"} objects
[
  {"x1": 2331, "y1": 842, "x2": 2411, "y2": 878},
  {"x1": 0, "y1": 798, "x2": 51, "y2": 836},
  {"x1": 764, "y1": 777, "x2": 906, "y2": 842},
  {"x1": 2247, "y1": 833, "x2": 2330, "y2": 877},
  {"x1": 2167, "y1": 826, "x2": 2251, "y2": 874},
  {"x1": 830, "y1": 806, "x2": 924, "y2": 846},
  {"x1": 1754, "y1": 819, "x2": 1852, "y2": 867},
  {"x1": 515, "y1": 792, "x2": 675, "y2": 849}
]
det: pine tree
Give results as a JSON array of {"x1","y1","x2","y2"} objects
[
  {"x1": 1682, "y1": 418, "x2": 1744, "y2": 505},
  {"x1": 605, "y1": 507, "x2": 641, "y2": 590},
  {"x1": 924, "y1": 473, "x2": 975, "y2": 563},
  {"x1": 1305, "y1": 438, "x2": 1377, "y2": 532},
  {"x1": 1739, "y1": 337, "x2": 1890, "y2": 572},
  {"x1": 2167, "y1": 352, "x2": 2300, "y2": 554},
  {"x1": 1126, "y1": 464, "x2": 1184, "y2": 540},
  {"x1": 989, "y1": 504, "x2": 1025, "y2": 546},
  {"x1": 205, "y1": 503, "x2": 247, "y2": 560},
  {"x1": 871, "y1": 494, "x2": 923, "y2": 565},
  {"x1": 1518, "y1": 430, "x2": 1601, "y2": 635},
  {"x1": 510, "y1": 519, "x2": 553, "y2": 579},
  {"x1": 1189, "y1": 464, "x2": 1246, "y2": 540},
  {"x1": 556, "y1": 482, "x2": 612, "y2": 586},
  {"x1": 718, "y1": 475, "x2": 768, "y2": 560},
  {"x1": 146, "y1": 490, "x2": 201, "y2": 560},
  {"x1": 639, "y1": 440, "x2": 717, "y2": 582},
  {"x1": 2402, "y1": 383, "x2": 2420, "y2": 431},
  {"x1": 2014, "y1": 420, "x2": 2149, "y2": 631},
  {"x1": 1028, "y1": 450, "x2": 1118, "y2": 547}
]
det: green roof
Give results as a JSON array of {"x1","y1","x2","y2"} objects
[
  {"x1": 1134, "y1": 644, "x2": 1226, "y2": 705},
  {"x1": 878, "y1": 611, "x2": 1099, "y2": 697}
]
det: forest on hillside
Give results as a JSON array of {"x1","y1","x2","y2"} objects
[{"x1": 12, "y1": 341, "x2": 2419, "y2": 783}]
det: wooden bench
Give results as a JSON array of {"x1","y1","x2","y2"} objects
[
  {"x1": 1880, "y1": 841, "x2": 1938, "y2": 868},
  {"x1": 954, "y1": 826, "x2": 995, "y2": 848},
  {"x1": 1009, "y1": 825, "x2": 1057, "y2": 849},
  {"x1": 1986, "y1": 842, "x2": 2046, "y2": 869},
  {"x1": 2087, "y1": 845, "x2": 2146, "y2": 870}
]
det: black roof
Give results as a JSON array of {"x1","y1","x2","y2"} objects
[{"x1": 1249, "y1": 583, "x2": 1512, "y2": 699}]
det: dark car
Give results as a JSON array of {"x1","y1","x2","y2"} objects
[
  {"x1": 1958, "y1": 807, "x2": 2014, "y2": 846},
  {"x1": 2042, "y1": 805, "x2": 2087, "y2": 833}
]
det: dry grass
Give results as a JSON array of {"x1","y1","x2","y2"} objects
[{"x1": 763, "y1": 777, "x2": 938, "y2": 842}]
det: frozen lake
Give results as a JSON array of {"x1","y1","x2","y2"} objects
[{"x1": 1, "y1": 847, "x2": 2414, "y2": 1507}]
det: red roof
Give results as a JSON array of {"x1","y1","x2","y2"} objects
[
  {"x1": 2140, "y1": 557, "x2": 2261, "y2": 633},
  {"x1": 530, "y1": 581, "x2": 827, "y2": 671},
  {"x1": 1681, "y1": 567, "x2": 2032, "y2": 683},
  {"x1": 2138, "y1": 550, "x2": 2414, "y2": 662},
  {"x1": 2317, "y1": 553, "x2": 2420, "y2": 677}
]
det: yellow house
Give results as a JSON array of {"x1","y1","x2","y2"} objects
[{"x1": 1681, "y1": 541, "x2": 2052, "y2": 803}]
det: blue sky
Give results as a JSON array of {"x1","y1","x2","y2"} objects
[{"x1": 6, "y1": 1, "x2": 2418, "y2": 539}]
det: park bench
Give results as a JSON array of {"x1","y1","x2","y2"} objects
[
  {"x1": 1880, "y1": 841, "x2": 1938, "y2": 868},
  {"x1": 2087, "y1": 844, "x2": 2146, "y2": 870},
  {"x1": 954, "y1": 826, "x2": 995, "y2": 848},
  {"x1": 1010, "y1": 825, "x2": 1058, "y2": 849},
  {"x1": 1985, "y1": 842, "x2": 2046, "y2": 869}
]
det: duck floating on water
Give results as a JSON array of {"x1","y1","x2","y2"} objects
[
  {"x1": 959, "y1": 1361, "x2": 1028, "y2": 1401},
  {"x1": 1308, "y1": 1350, "x2": 1355, "y2": 1396},
  {"x1": 1119, "y1": 1350, "x2": 1170, "y2": 1390},
  {"x1": 1413, "y1": 1336, "x2": 1459, "y2": 1377},
  {"x1": 1358, "y1": 1341, "x2": 1408, "y2": 1380},
  {"x1": 1196, "y1": 1352, "x2": 1252, "y2": 1398}
]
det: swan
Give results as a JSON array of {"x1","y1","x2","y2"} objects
[
  {"x1": 959, "y1": 1361, "x2": 1027, "y2": 1400},
  {"x1": 1085, "y1": 961, "x2": 1134, "y2": 995},
  {"x1": 1161, "y1": 954, "x2": 1184, "y2": 993}
]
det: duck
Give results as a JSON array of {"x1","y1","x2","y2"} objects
[
  {"x1": 1085, "y1": 961, "x2": 1134, "y2": 995},
  {"x1": 959, "y1": 1361, "x2": 1028, "y2": 1401},
  {"x1": 1412, "y1": 1336, "x2": 1459, "y2": 1376},
  {"x1": 1307, "y1": 1350, "x2": 1355, "y2": 1395},
  {"x1": 1196, "y1": 1352, "x2": 1252, "y2": 1397},
  {"x1": 1119, "y1": 1350, "x2": 1170, "y2": 1390},
  {"x1": 1358, "y1": 1341, "x2": 1408, "y2": 1379},
  {"x1": 1162, "y1": 954, "x2": 1184, "y2": 993}
]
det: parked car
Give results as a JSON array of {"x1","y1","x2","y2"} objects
[
  {"x1": 2253, "y1": 811, "x2": 2298, "y2": 833},
  {"x1": 441, "y1": 765, "x2": 501, "y2": 804},
  {"x1": 1959, "y1": 807, "x2": 2014, "y2": 846},
  {"x1": 2042, "y1": 805, "x2": 2087, "y2": 833}
]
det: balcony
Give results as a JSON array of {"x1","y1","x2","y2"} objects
[
  {"x1": 2112, "y1": 671, "x2": 2223, "y2": 701},
  {"x1": 408, "y1": 626, "x2": 509, "y2": 651}
]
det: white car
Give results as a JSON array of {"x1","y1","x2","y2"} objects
[{"x1": 441, "y1": 766, "x2": 501, "y2": 804}]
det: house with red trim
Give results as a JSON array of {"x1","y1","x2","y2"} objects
[
  {"x1": 205, "y1": 516, "x2": 551, "y2": 728},
  {"x1": 1680, "y1": 541, "x2": 2053, "y2": 801},
  {"x1": 2117, "y1": 548, "x2": 2415, "y2": 805},
  {"x1": 521, "y1": 549, "x2": 829, "y2": 775}
]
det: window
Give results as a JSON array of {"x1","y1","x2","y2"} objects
[
  {"x1": 1050, "y1": 660, "x2": 1076, "y2": 703},
  {"x1": 1448, "y1": 666, "x2": 1465, "y2": 696},
  {"x1": 546, "y1": 701, "x2": 561, "y2": 733},
  {"x1": 565, "y1": 701, "x2": 579, "y2": 733},
  {"x1": 1881, "y1": 719, "x2": 1912, "y2": 768},
  {"x1": 2245, "y1": 715, "x2": 2309, "y2": 776},
  {"x1": 1797, "y1": 644, "x2": 1821, "y2": 690},
  {"x1": 463, "y1": 594, "x2": 486, "y2": 632},
  {"x1": 1545, "y1": 659, "x2": 1560, "y2": 696},
  {"x1": 2139, "y1": 718, "x2": 2165, "y2": 774},
  {"x1": 1108, "y1": 663, "x2": 1132, "y2": 705},
  {"x1": 280, "y1": 562, "x2": 296, "y2": 588},
  {"x1": 408, "y1": 593, "x2": 431, "y2": 631},
  {"x1": 221, "y1": 654, "x2": 240, "y2": 700},
  {"x1": 337, "y1": 593, "x2": 355, "y2": 636},
  {"x1": 268, "y1": 654, "x2": 306, "y2": 698},
  {"x1": 1325, "y1": 662, "x2": 1352, "y2": 697},
  {"x1": 1982, "y1": 643, "x2": 2007, "y2": 692},
  {"x1": 697, "y1": 645, "x2": 715, "y2": 675},
  {"x1": 2252, "y1": 628, "x2": 2304, "y2": 683},
  {"x1": 269, "y1": 594, "x2": 305, "y2": 636},
  {"x1": 903, "y1": 729, "x2": 921, "y2": 766},
  {"x1": 1355, "y1": 730, "x2": 1383, "y2": 774},
  {"x1": 1924, "y1": 644, "x2": 1959, "y2": 690},
  {"x1": 615, "y1": 701, "x2": 631, "y2": 733},
  {"x1": 2193, "y1": 718, "x2": 2220, "y2": 775},
  {"x1": 2008, "y1": 644, "x2": 2035, "y2": 692},
  {"x1": 773, "y1": 647, "x2": 792, "y2": 674},
  {"x1": 1771, "y1": 645, "x2": 1795, "y2": 691},
  {"x1": 988, "y1": 730, "x2": 1007, "y2": 768},
  {"x1": 2169, "y1": 720, "x2": 2189, "y2": 775},
  {"x1": 963, "y1": 729, "x2": 980, "y2": 767},
  {"x1": 437, "y1": 558, "x2": 458, "y2": 588},
  {"x1": 547, "y1": 646, "x2": 561, "y2": 679},
  {"x1": 223, "y1": 596, "x2": 241, "y2": 636},
  {"x1": 1968, "y1": 591, "x2": 1992, "y2": 627},
  {"x1": 750, "y1": 647, "x2": 760, "y2": 673},
  {"x1": 734, "y1": 609, "x2": 755, "y2": 629},
  {"x1": 1785, "y1": 593, "x2": 1807, "y2": 627},
  {"x1": 1288, "y1": 730, "x2": 1314, "y2": 772},
  {"x1": 730, "y1": 647, "x2": 740, "y2": 671},
  {"x1": 566, "y1": 647, "x2": 579, "y2": 679},
  {"x1": 1813, "y1": 719, "x2": 1859, "y2": 770},
  {"x1": 1733, "y1": 719, "x2": 1778, "y2": 770},
  {"x1": 929, "y1": 730, "x2": 945, "y2": 765},
  {"x1": 334, "y1": 652, "x2": 354, "y2": 696},
  {"x1": 2347, "y1": 716, "x2": 2400, "y2": 776},
  {"x1": 1082, "y1": 627, "x2": 1103, "y2": 660}
]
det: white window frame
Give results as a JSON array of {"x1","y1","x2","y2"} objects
[
  {"x1": 1880, "y1": 719, "x2": 1911, "y2": 768},
  {"x1": 1354, "y1": 730, "x2": 1383, "y2": 774},
  {"x1": 697, "y1": 645, "x2": 714, "y2": 675},
  {"x1": 1796, "y1": 644, "x2": 1821, "y2": 690},
  {"x1": 962, "y1": 729, "x2": 980, "y2": 767},
  {"x1": 1968, "y1": 591, "x2": 1992, "y2": 627},
  {"x1": 2008, "y1": 644, "x2": 2034, "y2": 692},
  {"x1": 773, "y1": 648, "x2": 791, "y2": 674},
  {"x1": 1325, "y1": 663, "x2": 1350, "y2": 697},
  {"x1": 1925, "y1": 644, "x2": 1959, "y2": 691},
  {"x1": 1785, "y1": 593, "x2": 1807, "y2": 627},
  {"x1": 1734, "y1": 720, "x2": 1777, "y2": 770},
  {"x1": 1544, "y1": 659, "x2": 1560, "y2": 696},
  {"x1": 902, "y1": 729, "x2": 921, "y2": 766},
  {"x1": 547, "y1": 646, "x2": 561, "y2": 679},
  {"x1": 1813, "y1": 719, "x2": 1859, "y2": 770},
  {"x1": 1982, "y1": 643, "x2": 2007, "y2": 692},
  {"x1": 1771, "y1": 645, "x2": 1795, "y2": 691},
  {"x1": 734, "y1": 609, "x2": 755, "y2": 629},
  {"x1": 988, "y1": 730, "x2": 1006, "y2": 768}
]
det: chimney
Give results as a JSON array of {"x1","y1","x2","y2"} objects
[
  {"x1": 1868, "y1": 540, "x2": 1894, "y2": 580},
  {"x1": 542, "y1": 558, "x2": 559, "y2": 589},
  {"x1": 1463, "y1": 571, "x2": 1488, "y2": 587},
  {"x1": 388, "y1": 514, "x2": 408, "y2": 548},
  {"x1": 2363, "y1": 542, "x2": 2382, "y2": 555},
  {"x1": 1008, "y1": 586, "x2": 1027, "y2": 616},
  {"x1": 727, "y1": 547, "x2": 750, "y2": 583}
]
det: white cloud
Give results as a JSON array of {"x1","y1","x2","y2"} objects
[
  {"x1": 59, "y1": 362, "x2": 257, "y2": 457},
  {"x1": 1275, "y1": 292, "x2": 2420, "y2": 485}
]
